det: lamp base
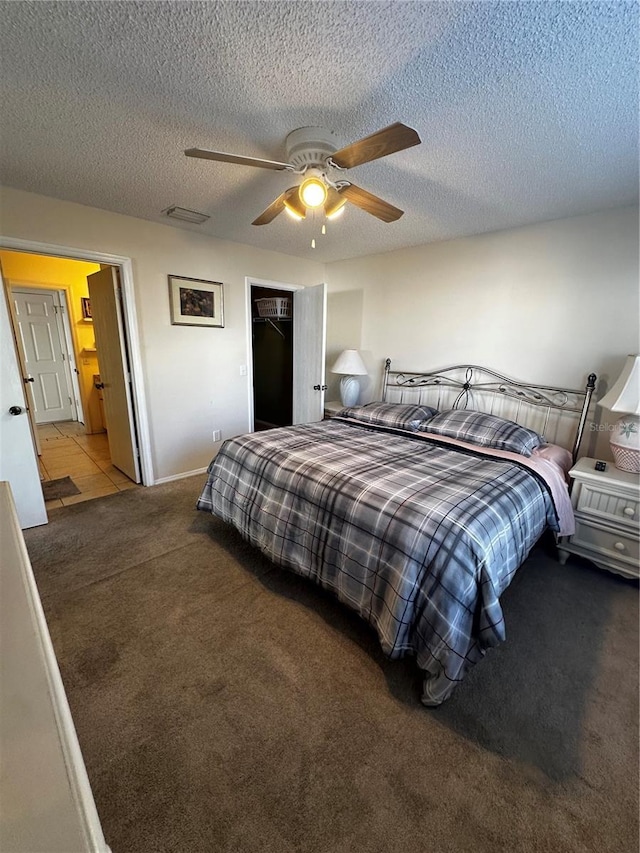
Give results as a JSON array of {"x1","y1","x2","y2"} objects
[
  {"x1": 339, "y1": 375, "x2": 360, "y2": 408},
  {"x1": 610, "y1": 414, "x2": 639, "y2": 473}
]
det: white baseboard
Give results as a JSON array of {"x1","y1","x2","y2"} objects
[{"x1": 153, "y1": 467, "x2": 209, "y2": 485}]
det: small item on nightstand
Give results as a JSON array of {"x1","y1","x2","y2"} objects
[{"x1": 594, "y1": 460, "x2": 607, "y2": 472}]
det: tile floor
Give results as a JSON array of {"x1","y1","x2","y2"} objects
[{"x1": 37, "y1": 421, "x2": 138, "y2": 510}]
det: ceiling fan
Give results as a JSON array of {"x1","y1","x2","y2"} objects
[{"x1": 185, "y1": 122, "x2": 421, "y2": 226}]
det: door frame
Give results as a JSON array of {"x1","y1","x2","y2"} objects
[
  {"x1": 0, "y1": 237, "x2": 153, "y2": 485},
  {"x1": 9, "y1": 285, "x2": 84, "y2": 425},
  {"x1": 245, "y1": 276, "x2": 302, "y2": 433}
]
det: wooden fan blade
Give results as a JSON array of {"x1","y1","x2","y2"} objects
[
  {"x1": 338, "y1": 184, "x2": 404, "y2": 222},
  {"x1": 185, "y1": 148, "x2": 292, "y2": 171},
  {"x1": 331, "y1": 123, "x2": 421, "y2": 169},
  {"x1": 252, "y1": 187, "x2": 298, "y2": 226}
]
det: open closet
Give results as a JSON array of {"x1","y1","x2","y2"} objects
[{"x1": 251, "y1": 285, "x2": 294, "y2": 430}]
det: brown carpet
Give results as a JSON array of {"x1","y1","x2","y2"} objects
[
  {"x1": 24, "y1": 477, "x2": 639, "y2": 853},
  {"x1": 41, "y1": 475, "x2": 80, "y2": 501}
]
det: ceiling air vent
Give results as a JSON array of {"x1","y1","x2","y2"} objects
[{"x1": 163, "y1": 206, "x2": 210, "y2": 224}]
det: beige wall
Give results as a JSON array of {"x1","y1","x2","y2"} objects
[
  {"x1": 0, "y1": 187, "x2": 325, "y2": 481},
  {"x1": 2, "y1": 185, "x2": 636, "y2": 477},
  {"x1": 325, "y1": 206, "x2": 639, "y2": 460}
]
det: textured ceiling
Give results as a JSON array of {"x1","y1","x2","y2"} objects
[{"x1": 1, "y1": 1, "x2": 637, "y2": 263}]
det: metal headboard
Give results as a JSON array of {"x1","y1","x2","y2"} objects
[{"x1": 381, "y1": 359, "x2": 597, "y2": 462}]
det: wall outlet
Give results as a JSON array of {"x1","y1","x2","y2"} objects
[{"x1": 213, "y1": 429, "x2": 221, "y2": 442}]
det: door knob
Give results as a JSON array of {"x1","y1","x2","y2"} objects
[
  {"x1": 313, "y1": 384, "x2": 328, "y2": 391},
  {"x1": 23, "y1": 376, "x2": 35, "y2": 383},
  {"x1": 9, "y1": 406, "x2": 24, "y2": 416},
  {"x1": 95, "y1": 382, "x2": 105, "y2": 389}
]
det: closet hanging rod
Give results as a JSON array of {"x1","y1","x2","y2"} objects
[{"x1": 253, "y1": 317, "x2": 287, "y2": 338}]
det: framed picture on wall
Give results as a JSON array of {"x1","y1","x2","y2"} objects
[
  {"x1": 80, "y1": 297, "x2": 92, "y2": 320},
  {"x1": 168, "y1": 275, "x2": 224, "y2": 328}
]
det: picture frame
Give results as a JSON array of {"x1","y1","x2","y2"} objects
[
  {"x1": 80, "y1": 297, "x2": 92, "y2": 320},
  {"x1": 168, "y1": 275, "x2": 224, "y2": 328}
]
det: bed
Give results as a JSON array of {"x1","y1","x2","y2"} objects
[{"x1": 197, "y1": 361, "x2": 596, "y2": 705}]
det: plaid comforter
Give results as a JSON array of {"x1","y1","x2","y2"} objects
[{"x1": 197, "y1": 419, "x2": 560, "y2": 705}]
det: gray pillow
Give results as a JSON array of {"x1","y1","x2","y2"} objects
[
  {"x1": 418, "y1": 409, "x2": 544, "y2": 456},
  {"x1": 337, "y1": 402, "x2": 438, "y2": 431}
]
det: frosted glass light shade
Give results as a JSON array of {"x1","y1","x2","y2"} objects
[
  {"x1": 299, "y1": 177, "x2": 327, "y2": 208},
  {"x1": 324, "y1": 187, "x2": 347, "y2": 218},
  {"x1": 283, "y1": 192, "x2": 306, "y2": 219}
]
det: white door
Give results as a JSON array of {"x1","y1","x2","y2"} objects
[
  {"x1": 87, "y1": 268, "x2": 140, "y2": 482},
  {"x1": 292, "y1": 283, "x2": 327, "y2": 424},
  {"x1": 11, "y1": 289, "x2": 75, "y2": 424},
  {"x1": 0, "y1": 278, "x2": 47, "y2": 528}
]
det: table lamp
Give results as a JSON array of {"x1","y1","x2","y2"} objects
[
  {"x1": 597, "y1": 354, "x2": 640, "y2": 473},
  {"x1": 331, "y1": 349, "x2": 368, "y2": 407}
]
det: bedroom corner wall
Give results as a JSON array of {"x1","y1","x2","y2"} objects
[
  {"x1": 324, "y1": 206, "x2": 640, "y2": 461},
  {"x1": 0, "y1": 187, "x2": 325, "y2": 481}
]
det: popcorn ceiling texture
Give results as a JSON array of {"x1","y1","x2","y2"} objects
[{"x1": 1, "y1": 1, "x2": 637, "y2": 263}]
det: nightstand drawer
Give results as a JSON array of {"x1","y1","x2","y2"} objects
[
  {"x1": 575, "y1": 482, "x2": 639, "y2": 530},
  {"x1": 572, "y1": 517, "x2": 639, "y2": 568}
]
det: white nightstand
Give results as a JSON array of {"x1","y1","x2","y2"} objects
[
  {"x1": 324, "y1": 400, "x2": 344, "y2": 419},
  {"x1": 558, "y1": 457, "x2": 639, "y2": 579}
]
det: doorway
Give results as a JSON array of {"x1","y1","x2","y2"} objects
[
  {"x1": 1, "y1": 251, "x2": 140, "y2": 506},
  {"x1": 0, "y1": 240, "x2": 152, "y2": 522},
  {"x1": 251, "y1": 285, "x2": 294, "y2": 430},
  {"x1": 245, "y1": 276, "x2": 327, "y2": 433}
]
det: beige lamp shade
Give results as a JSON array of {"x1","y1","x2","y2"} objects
[
  {"x1": 597, "y1": 355, "x2": 640, "y2": 414},
  {"x1": 331, "y1": 349, "x2": 367, "y2": 376},
  {"x1": 597, "y1": 354, "x2": 640, "y2": 473}
]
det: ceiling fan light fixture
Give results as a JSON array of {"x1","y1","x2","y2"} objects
[
  {"x1": 326, "y1": 204, "x2": 346, "y2": 220},
  {"x1": 283, "y1": 191, "x2": 306, "y2": 219},
  {"x1": 284, "y1": 204, "x2": 304, "y2": 221},
  {"x1": 299, "y1": 176, "x2": 327, "y2": 208},
  {"x1": 324, "y1": 187, "x2": 347, "y2": 219}
]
